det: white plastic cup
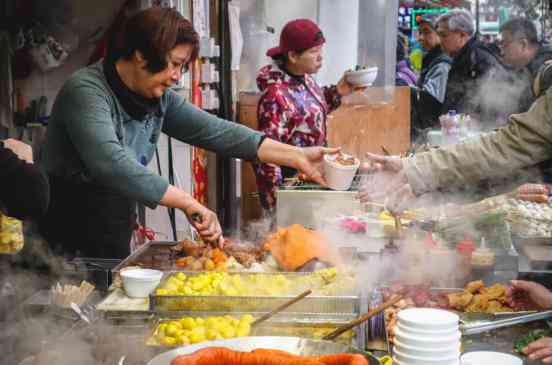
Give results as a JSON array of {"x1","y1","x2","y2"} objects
[
  {"x1": 120, "y1": 269, "x2": 163, "y2": 298},
  {"x1": 323, "y1": 154, "x2": 360, "y2": 191}
]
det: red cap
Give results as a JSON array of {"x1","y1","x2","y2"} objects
[{"x1": 266, "y1": 19, "x2": 325, "y2": 58}]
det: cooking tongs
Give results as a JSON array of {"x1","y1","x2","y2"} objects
[{"x1": 460, "y1": 310, "x2": 552, "y2": 336}]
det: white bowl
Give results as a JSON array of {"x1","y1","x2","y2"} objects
[
  {"x1": 120, "y1": 269, "x2": 163, "y2": 298},
  {"x1": 394, "y1": 339, "x2": 460, "y2": 358},
  {"x1": 394, "y1": 327, "x2": 461, "y2": 349},
  {"x1": 397, "y1": 308, "x2": 459, "y2": 331},
  {"x1": 396, "y1": 322, "x2": 459, "y2": 337},
  {"x1": 461, "y1": 351, "x2": 522, "y2": 365},
  {"x1": 345, "y1": 67, "x2": 378, "y2": 87},
  {"x1": 394, "y1": 360, "x2": 459, "y2": 365},
  {"x1": 323, "y1": 154, "x2": 360, "y2": 191},
  {"x1": 394, "y1": 349, "x2": 460, "y2": 365}
]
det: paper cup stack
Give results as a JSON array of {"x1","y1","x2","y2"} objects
[{"x1": 393, "y1": 308, "x2": 461, "y2": 365}]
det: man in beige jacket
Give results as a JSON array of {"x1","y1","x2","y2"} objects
[{"x1": 359, "y1": 88, "x2": 552, "y2": 210}]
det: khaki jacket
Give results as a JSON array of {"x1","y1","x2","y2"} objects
[{"x1": 404, "y1": 88, "x2": 552, "y2": 195}]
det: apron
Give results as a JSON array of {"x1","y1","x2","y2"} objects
[{"x1": 39, "y1": 176, "x2": 136, "y2": 259}]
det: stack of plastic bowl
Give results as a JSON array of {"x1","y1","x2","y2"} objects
[{"x1": 393, "y1": 308, "x2": 461, "y2": 365}]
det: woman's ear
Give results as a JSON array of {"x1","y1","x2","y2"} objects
[
  {"x1": 133, "y1": 50, "x2": 148, "y2": 68},
  {"x1": 288, "y1": 50, "x2": 298, "y2": 65}
]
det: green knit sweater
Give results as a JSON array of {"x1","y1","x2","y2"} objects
[{"x1": 41, "y1": 62, "x2": 262, "y2": 208}]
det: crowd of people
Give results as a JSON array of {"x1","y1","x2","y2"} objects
[{"x1": 0, "y1": 5, "x2": 551, "y2": 363}]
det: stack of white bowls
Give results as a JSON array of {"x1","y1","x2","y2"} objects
[{"x1": 393, "y1": 308, "x2": 461, "y2": 365}]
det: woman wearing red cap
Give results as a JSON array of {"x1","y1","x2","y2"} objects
[{"x1": 254, "y1": 19, "x2": 354, "y2": 213}]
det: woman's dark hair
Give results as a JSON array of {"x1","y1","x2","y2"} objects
[{"x1": 108, "y1": 7, "x2": 199, "y2": 73}]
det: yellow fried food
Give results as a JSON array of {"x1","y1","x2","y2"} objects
[
  {"x1": 465, "y1": 280, "x2": 485, "y2": 294},
  {"x1": 465, "y1": 294, "x2": 489, "y2": 312},
  {"x1": 153, "y1": 314, "x2": 253, "y2": 346},
  {"x1": 447, "y1": 292, "x2": 474, "y2": 310},
  {"x1": 480, "y1": 283, "x2": 507, "y2": 301}
]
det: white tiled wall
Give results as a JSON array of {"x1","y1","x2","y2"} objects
[
  {"x1": 14, "y1": 45, "x2": 95, "y2": 116},
  {"x1": 14, "y1": 0, "x2": 126, "y2": 115}
]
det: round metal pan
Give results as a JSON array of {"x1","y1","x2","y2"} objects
[{"x1": 146, "y1": 336, "x2": 381, "y2": 365}]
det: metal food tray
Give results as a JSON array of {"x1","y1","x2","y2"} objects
[
  {"x1": 112, "y1": 241, "x2": 180, "y2": 274},
  {"x1": 150, "y1": 271, "x2": 360, "y2": 315},
  {"x1": 147, "y1": 312, "x2": 364, "y2": 349},
  {"x1": 367, "y1": 286, "x2": 549, "y2": 353}
]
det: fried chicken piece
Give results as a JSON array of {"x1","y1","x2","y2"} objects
[
  {"x1": 466, "y1": 294, "x2": 489, "y2": 312},
  {"x1": 486, "y1": 300, "x2": 513, "y2": 313},
  {"x1": 480, "y1": 283, "x2": 507, "y2": 301},
  {"x1": 447, "y1": 291, "x2": 474, "y2": 310},
  {"x1": 465, "y1": 280, "x2": 485, "y2": 294}
]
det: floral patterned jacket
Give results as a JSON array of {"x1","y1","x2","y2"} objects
[{"x1": 254, "y1": 64, "x2": 341, "y2": 211}]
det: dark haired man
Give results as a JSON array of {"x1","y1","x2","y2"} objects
[
  {"x1": 499, "y1": 18, "x2": 552, "y2": 110},
  {"x1": 411, "y1": 14, "x2": 451, "y2": 140},
  {"x1": 39, "y1": 8, "x2": 338, "y2": 258}
]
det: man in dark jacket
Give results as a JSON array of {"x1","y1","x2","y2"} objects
[
  {"x1": 437, "y1": 9, "x2": 507, "y2": 129},
  {"x1": 499, "y1": 18, "x2": 552, "y2": 110},
  {"x1": 1, "y1": 139, "x2": 49, "y2": 220},
  {"x1": 411, "y1": 14, "x2": 451, "y2": 140}
]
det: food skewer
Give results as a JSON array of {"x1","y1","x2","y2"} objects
[
  {"x1": 250, "y1": 289, "x2": 312, "y2": 327},
  {"x1": 322, "y1": 295, "x2": 402, "y2": 340}
]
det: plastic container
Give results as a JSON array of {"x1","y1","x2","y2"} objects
[
  {"x1": 461, "y1": 351, "x2": 522, "y2": 365},
  {"x1": 397, "y1": 308, "x2": 459, "y2": 332},
  {"x1": 455, "y1": 235, "x2": 475, "y2": 286},
  {"x1": 120, "y1": 269, "x2": 163, "y2": 298},
  {"x1": 323, "y1": 154, "x2": 360, "y2": 191},
  {"x1": 394, "y1": 349, "x2": 459, "y2": 365},
  {"x1": 394, "y1": 339, "x2": 459, "y2": 358},
  {"x1": 471, "y1": 237, "x2": 495, "y2": 268},
  {"x1": 344, "y1": 67, "x2": 378, "y2": 87}
]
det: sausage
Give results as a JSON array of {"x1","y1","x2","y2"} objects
[
  {"x1": 317, "y1": 354, "x2": 369, "y2": 365},
  {"x1": 517, "y1": 184, "x2": 548, "y2": 195},
  {"x1": 517, "y1": 194, "x2": 549, "y2": 203},
  {"x1": 171, "y1": 347, "x2": 325, "y2": 365}
]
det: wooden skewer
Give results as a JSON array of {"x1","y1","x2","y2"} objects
[
  {"x1": 380, "y1": 145, "x2": 391, "y2": 156},
  {"x1": 251, "y1": 289, "x2": 312, "y2": 327},
  {"x1": 322, "y1": 295, "x2": 402, "y2": 341}
]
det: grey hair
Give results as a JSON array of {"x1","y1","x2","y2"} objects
[{"x1": 436, "y1": 9, "x2": 475, "y2": 36}]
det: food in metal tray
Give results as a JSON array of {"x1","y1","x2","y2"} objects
[
  {"x1": 151, "y1": 314, "x2": 255, "y2": 346},
  {"x1": 446, "y1": 281, "x2": 514, "y2": 313},
  {"x1": 155, "y1": 268, "x2": 354, "y2": 297},
  {"x1": 172, "y1": 239, "x2": 267, "y2": 271},
  {"x1": 514, "y1": 328, "x2": 551, "y2": 354},
  {"x1": 505, "y1": 198, "x2": 552, "y2": 237},
  {"x1": 263, "y1": 225, "x2": 342, "y2": 272}
]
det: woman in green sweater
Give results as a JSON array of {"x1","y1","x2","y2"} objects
[{"x1": 39, "y1": 8, "x2": 336, "y2": 259}]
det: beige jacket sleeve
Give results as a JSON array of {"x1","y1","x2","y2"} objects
[{"x1": 403, "y1": 88, "x2": 552, "y2": 195}]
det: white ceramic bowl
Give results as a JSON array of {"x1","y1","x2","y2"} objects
[
  {"x1": 345, "y1": 67, "x2": 378, "y2": 87},
  {"x1": 461, "y1": 351, "x2": 522, "y2": 365},
  {"x1": 120, "y1": 268, "x2": 163, "y2": 298},
  {"x1": 397, "y1": 308, "x2": 459, "y2": 331},
  {"x1": 394, "y1": 349, "x2": 460, "y2": 365},
  {"x1": 394, "y1": 327, "x2": 461, "y2": 349},
  {"x1": 396, "y1": 322, "x2": 459, "y2": 337},
  {"x1": 394, "y1": 339, "x2": 460, "y2": 358},
  {"x1": 394, "y1": 359, "x2": 459, "y2": 365},
  {"x1": 323, "y1": 154, "x2": 360, "y2": 191}
]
